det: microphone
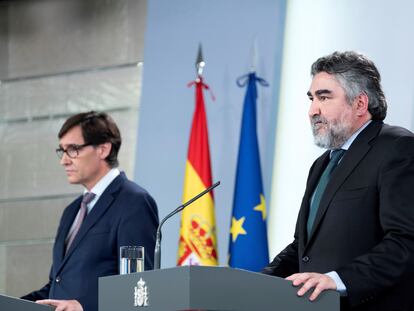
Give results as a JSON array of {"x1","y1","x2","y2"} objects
[{"x1": 153, "y1": 181, "x2": 220, "y2": 269}]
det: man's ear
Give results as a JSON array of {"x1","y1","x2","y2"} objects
[
  {"x1": 355, "y1": 93, "x2": 369, "y2": 116},
  {"x1": 98, "y1": 142, "x2": 112, "y2": 160}
]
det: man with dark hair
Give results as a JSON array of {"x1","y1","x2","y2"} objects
[
  {"x1": 22, "y1": 111, "x2": 159, "y2": 311},
  {"x1": 263, "y1": 51, "x2": 414, "y2": 310}
]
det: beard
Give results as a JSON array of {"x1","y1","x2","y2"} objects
[{"x1": 310, "y1": 115, "x2": 353, "y2": 149}]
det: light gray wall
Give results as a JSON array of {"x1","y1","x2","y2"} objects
[
  {"x1": 0, "y1": 4, "x2": 8, "y2": 78},
  {"x1": 5, "y1": 0, "x2": 146, "y2": 79},
  {"x1": 0, "y1": 0, "x2": 146, "y2": 297}
]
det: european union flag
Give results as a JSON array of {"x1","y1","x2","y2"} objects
[{"x1": 228, "y1": 72, "x2": 269, "y2": 272}]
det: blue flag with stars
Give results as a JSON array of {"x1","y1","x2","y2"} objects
[{"x1": 228, "y1": 72, "x2": 269, "y2": 272}]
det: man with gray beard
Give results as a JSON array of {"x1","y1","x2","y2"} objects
[{"x1": 263, "y1": 51, "x2": 414, "y2": 311}]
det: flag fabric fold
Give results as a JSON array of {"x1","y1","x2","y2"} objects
[
  {"x1": 228, "y1": 72, "x2": 269, "y2": 272},
  {"x1": 177, "y1": 77, "x2": 218, "y2": 266}
]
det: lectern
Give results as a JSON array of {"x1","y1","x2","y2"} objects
[
  {"x1": 0, "y1": 294, "x2": 53, "y2": 311},
  {"x1": 99, "y1": 266, "x2": 339, "y2": 311}
]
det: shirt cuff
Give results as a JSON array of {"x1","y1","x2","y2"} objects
[{"x1": 326, "y1": 271, "x2": 347, "y2": 296}]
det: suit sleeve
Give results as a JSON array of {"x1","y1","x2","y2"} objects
[
  {"x1": 116, "y1": 188, "x2": 159, "y2": 271},
  {"x1": 262, "y1": 239, "x2": 299, "y2": 277},
  {"x1": 262, "y1": 159, "x2": 321, "y2": 278},
  {"x1": 20, "y1": 269, "x2": 51, "y2": 301},
  {"x1": 337, "y1": 135, "x2": 414, "y2": 306},
  {"x1": 20, "y1": 201, "x2": 74, "y2": 302}
]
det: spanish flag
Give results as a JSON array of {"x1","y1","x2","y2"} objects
[{"x1": 177, "y1": 77, "x2": 218, "y2": 266}]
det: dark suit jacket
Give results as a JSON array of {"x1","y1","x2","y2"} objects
[
  {"x1": 22, "y1": 172, "x2": 159, "y2": 311},
  {"x1": 263, "y1": 121, "x2": 414, "y2": 311}
]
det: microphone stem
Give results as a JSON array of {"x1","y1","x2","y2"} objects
[
  {"x1": 154, "y1": 230, "x2": 162, "y2": 270},
  {"x1": 153, "y1": 181, "x2": 220, "y2": 270}
]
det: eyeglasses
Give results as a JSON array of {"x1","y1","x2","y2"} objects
[{"x1": 56, "y1": 143, "x2": 93, "y2": 159}]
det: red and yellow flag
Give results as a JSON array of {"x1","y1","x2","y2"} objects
[{"x1": 177, "y1": 77, "x2": 218, "y2": 266}]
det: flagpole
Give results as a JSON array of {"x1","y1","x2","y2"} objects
[
  {"x1": 229, "y1": 44, "x2": 269, "y2": 271},
  {"x1": 177, "y1": 44, "x2": 219, "y2": 266},
  {"x1": 250, "y1": 37, "x2": 258, "y2": 73}
]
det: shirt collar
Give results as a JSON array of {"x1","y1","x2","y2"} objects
[
  {"x1": 329, "y1": 120, "x2": 372, "y2": 159},
  {"x1": 340, "y1": 120, "x2": 372, "y2": 151},
  {"x1": 84, "y1": 168, "x2": 120, "y2": 212}
]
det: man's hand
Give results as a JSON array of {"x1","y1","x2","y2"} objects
[
  {"x1": 36, "y1": 299, "x2": 83, "y2": 311},
  {"x1": 286, "y1": 272, "x2": 336, "y2": 301}
]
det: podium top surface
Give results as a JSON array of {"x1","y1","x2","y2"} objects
[{"x1": 0, "y1": 294, "x2": 54, "y2": 311}]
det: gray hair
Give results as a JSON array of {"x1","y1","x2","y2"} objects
[{"x1": 311, "y1": 51, "x2": 387, "y2": 120}]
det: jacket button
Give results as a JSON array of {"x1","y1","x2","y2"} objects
[
  {"x1": 302, "y1": 256, "x2": 310, "y2": 263},
  {"x1": 56, "y1": 276, "x2": 61, "y2": 283}
]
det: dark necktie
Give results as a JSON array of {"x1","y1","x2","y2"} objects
[
  {"x1": 307, "y1": 149, "x2": 345, "y2": 237},
  {"x1": 65, "y1": 192, "x2": 96, "y2": 253}
]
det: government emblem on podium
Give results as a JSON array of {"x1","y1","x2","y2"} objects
[{"x1": 134, "y1": 278, "x2": 149, "y2": 307}]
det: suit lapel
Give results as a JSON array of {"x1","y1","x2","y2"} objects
[
  {"x1": 306, "y1": 121, "x2": 383, "y2": 245},
  {"x1": 297, "y1": 152, "x2": 330, "y2": 249},
  {"x1": 54, "y1": 197, "x2": 82, "y2": 266},
  {"x1": 56, "y1": 173, "x2": 126, "y2": 271},
  {"x1": 304, "y1": 152, "x2": 330, "y2": 204}
]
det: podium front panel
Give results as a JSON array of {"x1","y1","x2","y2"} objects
[{"x1": 99, "y1": 266, "x2": 339, "y2": 311}]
